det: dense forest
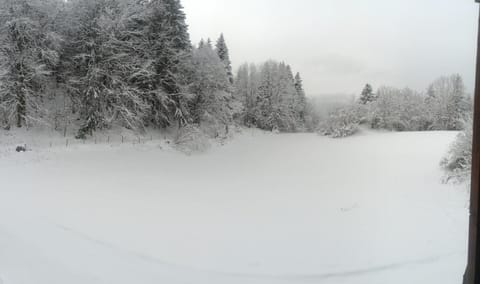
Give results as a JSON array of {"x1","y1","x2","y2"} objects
[
  {"x1": 0, "y1": 0, "x2": 309, "y2": 139},
  {"x1": 0, "y1": 0, "x2": 473, "y2": 150}
]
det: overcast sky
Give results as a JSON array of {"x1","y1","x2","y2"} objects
[{"x1": 182, "y1": 0, "x2": 478, "y2": 97}]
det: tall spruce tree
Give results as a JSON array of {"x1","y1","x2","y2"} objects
[
  {"x1": 234, "y1": 63, "x2": 260, "y2": 126},
  {"x1": 65, "y1": 0, "x2": 149, "y2": 138},
  {"x1": 139, "y1": 0, "x2": 191, "y2": 127},
  {"x1": 215, "y1": 34, "x2": 234, "y2": 84},
  {"x1": 255, "y1": 61, "x2": 297, "y2": 132},
  {"x1": 0, "y1": 0, "x2": 62, "y2": 128},
  {"x1": 294, "y1": 72, "x2": 307, "y2": 123},
  {"x1": 189, "y1": 42, "x2": 233, "y2": 135},
  {"x1": 104, "y1": 0, "x2": 193, "y2": 129}
]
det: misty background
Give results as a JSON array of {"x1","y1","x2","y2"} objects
[{"x1": 183, "y1": 0, "x2": 478, "y2": 97}]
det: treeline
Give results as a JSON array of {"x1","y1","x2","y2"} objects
[
  {"x1": 234, "y1": 61, "x2": 308, "y2": 132},
  {"x1": 320, "y1": 74, "x2": 472, "y2": 138},
  {"x1": 0, "y1": 0, "x2": 308, "y2": 139}
]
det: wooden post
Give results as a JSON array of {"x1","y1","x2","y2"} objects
[{"x1": 464, "y1": 3, "x2": 480, "y2": 283}]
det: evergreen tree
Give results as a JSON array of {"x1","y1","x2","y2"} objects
[
  {"x1": 233, "y1": 64, "x2": 249, "y2": 121},
  {"x1": 215, "y1": 34, "x2": 233, "y2": 84},
  {"x1": 294, "y1": 72, "x2": 307, "y2": 123},
  {"x1": 255, "y1": 61, "x2": 297, "y2": 132},
  {"x1": 124, "y1": 0, "x2": 192, "y2": 129},
  {"x1": 0, "y1": 0, "x2": 62, "y2": 128},
  {"x1": 234, "y1": 60, "x2": 305, "y2": 132},
  {"x1": 162, "y1": 0, "x2": 191, "y2": 51},
  {"x1": 359, "y1": 84, "x2": 375, "y2": 105},
  {"x1": 234, "y1": 63, "x2": 260, "y2": 126},
  {"x1": 198, "y1": 39, "x2": 205, "y2": 49},
  {"x1": 64, "y1": 0, "x2": 149, "y2": 138},
  {"x1": 189, "y1": 43, "x2": 232, "y2": 136}
]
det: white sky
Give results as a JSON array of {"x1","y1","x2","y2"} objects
[{"x1": 182, "y1": 0, "x2": 478, "y2": 97}]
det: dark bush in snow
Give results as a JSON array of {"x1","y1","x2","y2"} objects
[{"x1": 16, "y1": 145, "x2": 27, "y2": 152}]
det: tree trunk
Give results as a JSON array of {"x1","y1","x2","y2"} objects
[{"x1": 16, "y1": 90, "x2": 26, "y2": 128}]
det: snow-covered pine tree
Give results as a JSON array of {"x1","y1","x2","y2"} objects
[
  {"x1": 359, "y1": 84, "x2": 375, "y2": 105},
  {"x1": 279, "y1": 63, "x2": 298, "y2": 130},
  {"x1": 247, "y1": 63, "x2": 260, "y2": 123},
  {"x1": 255, "y1": 61, "x2": 296, "y2": 132},
  {"x1": 189, "y1": 42, "x2": 233, "y2": 137},
  {"x1": 215, "y1": 34, "x2": 234, "y2": 84},
  {"x1": 0, "y1": 0, "x2": 62, "y2": 128},
  {"x1": 294, "y1": 72, "x2": 307, "y2": 124},
  {"x1": 234, "y1": 64, "x2": 248, "y2": 100},
  {"x1": 198, "y1": 39, "x2": 206, "y2": 49},
  {"x1": 126, "y1": 0, "x2": 192, "y2": 129},
  {"x1": 233, "y1": 60, "x2": 306, "y2": 132},
  {"x1": 64, "y1": 0, "x2": 150, "y2": 138},
  {"x1": 233, "y1": 63, "x2": 260, "y2": 126}
]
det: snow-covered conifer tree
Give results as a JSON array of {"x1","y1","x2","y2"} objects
[
  {"x1": 255, "y1": 61, "x2": 297, "y2": 132},
  {"x1": 215, "y1": 34, "x2": 234, "y2": 84},
  {"x1": 0, "y1": 0, "x2": 62, "y2": 128},
  {"x1": 189, "y1": 43, "x2": 233, "y2": 136},
  {"x1": 234, "y1": 63, "x2": 260, "y2": 126},
  {"x1": 359, "y1": 84, "x2": 376, "y2": 105},
  {"x1": 294, "y1": 72, "x2": 307, "y2": 124},
  {"x1": 65, "y1": 0, "x2": 151, "y2": 138}
]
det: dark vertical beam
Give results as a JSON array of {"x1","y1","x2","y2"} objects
[{"x1": 464, "y1": 2, "x2": 480, "y2": 284}]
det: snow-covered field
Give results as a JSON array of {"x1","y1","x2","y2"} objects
[{"x1": 0, "y1": 129, "x2": 469, "y2": 284}]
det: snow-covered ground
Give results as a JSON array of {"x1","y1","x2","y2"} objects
[{"x1": 0, "y1": 129, "x2": 469, "y2": 284}]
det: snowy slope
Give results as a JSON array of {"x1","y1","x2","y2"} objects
[{"x1": 0, "y1": 130, "x2": 469, "y2": 284}]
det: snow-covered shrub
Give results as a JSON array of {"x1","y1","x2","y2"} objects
[
  {"x1": 174, "y1": 124, "x2": 211, "y2": 154},
  {"x1": 441, "y1": 118, "x2": 472, "y2": 183},
  {"x1": 320, "y1": 104, "x2": 362, "y2": 138}
]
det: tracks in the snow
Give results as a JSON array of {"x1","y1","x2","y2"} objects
[
  {"x1": 274, "y1": 252, "x2": 463, "y2": 281},
  {"x1": 53, "y1": 223, "x2": 463, "y2": 282}
]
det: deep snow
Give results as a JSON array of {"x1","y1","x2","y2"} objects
[{"x1": 0, "y1": 129, "x2": 469, "y2": 284}]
